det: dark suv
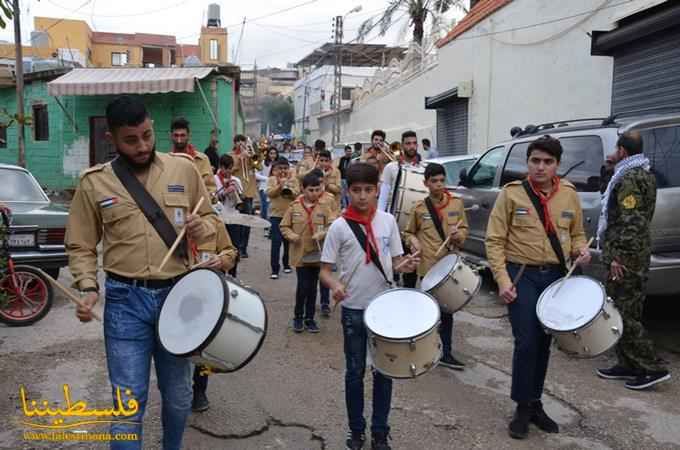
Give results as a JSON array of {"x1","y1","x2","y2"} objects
[{"x1": 455, "y1": 113, "x2": 680, "y2": 296}]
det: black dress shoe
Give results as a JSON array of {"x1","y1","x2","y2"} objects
[
  {"x1": 596, "y1": 365, "x2": 640, "y2": 380},
  {"x1": 192, "y1": 389, "x2": 210, "y2": 412},
  {"x1": 508, "y1": 403, "x2": 531, "y2": 439},
  {"x1": 530, "y1": 400, "x2": 559, "y2": 433}
]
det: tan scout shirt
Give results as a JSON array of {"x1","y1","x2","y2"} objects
[
  {"x1": 65, "y1": 153, "x2": 217, "y2": 291},
  {"x1": 402, "y1": 194, "x2": 469, "y2": 277},
  {"x1": 280, "y1": 199, "x2": 337, "y2": 268},
  {"x1": 319, "y1": 191, "x2": 339, "y2": 215},
  {"x1": 295, "y1": 158, "x2": 316, "y2": 181},
  {"x1": 323, "y1": 167, "x2": 342, "y2": 210},
  {"x1": 169, "y1": 150, "x2": 217, "y2": 199},
  {"x1": 195, "y1": 215, "x2": 237, "y2": 271},
  {"x1": 485, "y1": 179, "x2": 588, "y2": 288},
  {"x1": 231, "y1": 149, "x2": 259, "y2": 199},
  {"x1": 267, "y1": 176, "x2": 299, "y2": 218}
]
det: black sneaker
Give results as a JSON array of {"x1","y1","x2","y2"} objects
[
  {"x1": 371, "y1": 431, "x2": 391, "y2": 450},
  {"x1": 530, "y1": 400, "x2": 559, "y2": 433},
  {"x1": 283, "y1": 266, "x2": 293, "y2": 274},
  {"x1": 321, "y1": 305, "x2": 331, "y2": 318},
  {"x1": 191, "y1": 389, "x2": 210, "y2": 412},
  {"x1": 270, "y1": 273, "x2": 279, "y2": 280},
  {"x1": 624, "y1": 370, "x2": 671, "y2": 390},
  {"x1": 508, "y1": 403, "x2": 531, "y2": 439},
  {"x1": 439, "y1": 354, "x2": 465, "y2": 370},
  {"x1": 596, "y1": 365, "x2": 640, "y2": 380},
  {"x1": 241, "y1": 252, "x2": 249, "y2": 259},
  {"x1": 346, "y1": 431, "x2": 365, "y2": 450},
  {"x1": 293, "y1": 318, "x2": 304, "y2": 333},
  {"x1": 304, "y1": 319, "x2": 320, "y2": 333}
]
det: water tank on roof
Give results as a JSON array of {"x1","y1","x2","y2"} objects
[{"x1": 207, "y1": 4, "x2": 221, "y2": 27}]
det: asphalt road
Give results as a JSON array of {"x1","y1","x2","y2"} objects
[{"x1": 1, "y1": 231, "x2": 678, "y2": 449}]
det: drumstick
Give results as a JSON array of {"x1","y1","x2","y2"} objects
[
  {"x1": 158, "y1": 196, "x2": 205, "y2": 272},
  {"x1": 512, "y1": 264, "x2": 527, "y2": 287},
  {"x1": 35, "y1": 268, "x2": 102, "y2": 322},
  {"x1": 332, "y1": 260, "x2": 363, "y2": 312},
  {"x1": 435, "y1": 219, "x2": 463, "y2": 256},
  {"x1": 552, "y1": 237, "x2": 594, "y2": 297},
  {"x1": 394, "y1": 249, "x2": 421, "y2": 272},
  {"x1": 464, "y1": 204, "x2": 480, "y2": 212}
]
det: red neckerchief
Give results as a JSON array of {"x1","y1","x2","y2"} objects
[
  {"x1": 528, "y1": 176, "x2": 561, "y2": 234},
  {"x1": 217, "y1": 169, "x2": 227, "y2": 188},
  {"x1": 298, "y1": 197, "x2": 318, "y2": 234},
  {"x1": 233, "y1": 146, "x2": 242, "y2": 155},
  {"x1": 432, "y1": 192, "x2": 452, "y2": 223},
  {"x1": 342, "y1": 205, "x2": 378, "y2": 264},
  {"x1": 173, "y1": 144, "x2": 197, "y2": 158}
]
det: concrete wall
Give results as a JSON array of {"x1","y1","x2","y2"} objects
[
  {"x1": 342, "y1": 0, "x2": 662, "y2": 154},
  {"x1": 0, "y1": 77, "x2": 238, "y2": 189}
]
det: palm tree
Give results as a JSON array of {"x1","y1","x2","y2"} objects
[
  {"x1": 358, "y1": 0, "x2": 468, "y2": 47},
  {"x1": 0, "y1": 0, "x2": 13, "y2": 29}
]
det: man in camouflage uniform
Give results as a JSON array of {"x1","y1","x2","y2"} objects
[{"x1": 596, "y1": 131, "x2": 671, "y2": 390}]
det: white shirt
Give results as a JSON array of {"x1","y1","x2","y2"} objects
[
  {"x1": 321, "y1": 211, "x2": 404, "y2": 310},
  {"x1": 256, "y1": 163, "x2": 272, "y2": 191},
  {"x1": 215, "y1": 174, "x2": 244, "y2": 215}
]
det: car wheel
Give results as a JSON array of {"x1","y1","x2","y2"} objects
[{"x1": 0, "y1": 265, "x2": 54, "y2": 326}]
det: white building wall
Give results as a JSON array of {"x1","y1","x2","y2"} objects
[{"x1": 342, "y1": 0, "x2": 663, "y2": 154}]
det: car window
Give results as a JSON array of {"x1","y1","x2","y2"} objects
[
  {"x1": 501, "y1": 136, "x2": 604, "y2": 192},
  {"x1": 443, "y1": 159, "x2": 475, "y2": 186},
  {"x1": 640, "y1": 125, "x2": 680, "y2": 188},
  {"x1": 0, "y1": 168, "x2": 49, "y2": 202},
  {"x1": 468, "y1": 147, "x2": 505, "y2": 188}
]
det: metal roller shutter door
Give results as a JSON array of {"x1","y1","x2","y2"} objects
[
  {"x1": 436, "y1": 98, "x2": 469, "y2": 156},
  {"x1": 611, "y1": 26, "x2": 680, "y2": 114}
]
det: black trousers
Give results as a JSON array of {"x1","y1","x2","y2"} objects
[{"x1": 295, "y1": 266, "x2": 319, "y2": 320}]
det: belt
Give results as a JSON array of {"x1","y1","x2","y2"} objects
[
  {"x1": 106, "y1": 272, "x2": 178, "y2": 289},
  {"x1": 508, "y1": 262, "x2": 562, "y2": 272}
]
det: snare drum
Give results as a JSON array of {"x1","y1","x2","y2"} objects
[
  {"x1": 158, "y1": 268, "x2": 267, "y2": 372},
  {"x1": 364, "y1": 289, "x2": 442, "y2": 379},
  {"x1": 537, "y1": 275, "x2": 623, "y2": 358},
  {"x1": 421, "y1": 254, "x2": 481, "y2": 313}
]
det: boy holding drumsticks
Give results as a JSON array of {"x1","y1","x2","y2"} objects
[
  {"x1": 320, "y1": 163, "x2": 419, "y2": 450},
  {"x1": 402, "y1": 162, "x2": 469, "y2": 370},
  {"x1": 281, "y1": 173, "x2": 337, "y2": 333}
]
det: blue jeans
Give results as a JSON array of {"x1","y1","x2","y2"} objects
[
  {"x1": 269, "y1": 216, "x2": 290, "y2": 274},
  {"x1": 342, "y1": 307, "x2": 392, "y2": 434},
  {"x1": 341, "y1": 179, "x2": 349, "y2": 209},
  {"x1": 104, "y1": 278, "x2": 192, "y2": 450},
  {"x1": 506, "y1": 263, "x2": 562, "y2": 404},
  {"x1": 258, "y1": 189, "x2": 269, "y2": 220}
]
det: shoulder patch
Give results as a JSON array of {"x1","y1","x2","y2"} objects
[
  {"x1": 194, "y1": 152, "x2": 207, "y2": 160},
  {"x1": 80, "y1": 163, "x2": 106, "y2": 178},
  {"x1": 622, "y1": 195, "x2": 637, "y2": 209}
]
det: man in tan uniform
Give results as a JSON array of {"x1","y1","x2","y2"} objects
[
  {"x1": 485, "y1": 135, "x2": 591, "y2": 440},
  {"x1": 231, "y1": 134, "x2": 261, "y2": 258},
  {"x1": 168, "y1": 117, "x2": 217, "y2": 198},
  {"x1": 65, "y1": 96, "x2": 216, "y2": 450},
  {"x1": 267, "y1": 158, "x2": 298, "y2": 279},
  {"x1": 281, "y1": 172, "x2": 337, "y2": 333},
  {"x1": 403, "y1": 162, "x2": 468, "y2": 370}
]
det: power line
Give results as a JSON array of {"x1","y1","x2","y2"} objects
[{"x1": 46, "y1": 0, "x2": 194, "y2": 19}]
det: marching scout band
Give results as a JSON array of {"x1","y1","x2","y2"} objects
[{"x1": 63, "y1": 97, "x2": 670, "y2": 450}]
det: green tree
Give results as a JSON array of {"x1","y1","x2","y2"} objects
[
  {"x1": 263, "y1": 96, "x2": 294, "y2": 134},
  {"x1": 358, "y1": 0, "x2": 467, "y2": 47},
  {"x1": 0, "y1": 0, "x2": 12, "y2": 29}
]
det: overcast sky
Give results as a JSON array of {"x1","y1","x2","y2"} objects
[{"x1": 0, "y1": 0, "x2": 466, "y2": 68}]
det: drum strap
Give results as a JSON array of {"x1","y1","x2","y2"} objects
[
  {"x1": 344, "y1": 219, "x2": 393, "y2": 287},
  {"x1": 424, "y1": 197, "x2": 447, "y2": 242},
  {"x1": 388, "y1": 163, "x2": 402, "y2": 214},
  {"x1": 111, "y1": 157, "x2": 188, "y2": 260},
  {"x1": 521, "y1": 180, "x2": 567, "y2": 275}
]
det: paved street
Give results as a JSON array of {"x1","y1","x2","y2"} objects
[{"x1": 1, "y1": 232, "x2": 679, "y2": 450}]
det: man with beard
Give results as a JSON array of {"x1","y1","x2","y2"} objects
[
  {"x1": 378, "y1": 131, "x2": 422, "y2": 288},
  {"x1": 65, "y1": 96, "x2": 217, "y2": 450},
  {"x1": 169, "y1": 117, "x2": 217, "y2": 198},
  {"x1": 204, "y1": 130, "x2": 220, "y2": 174}
]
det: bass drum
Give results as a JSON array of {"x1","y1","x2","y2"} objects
[
  {"x1": 158, "y1": 268, "x2": 267, "y2": 372},
  {"x1": 389, "y1": 165, "x2": 427, "y2": 230}
]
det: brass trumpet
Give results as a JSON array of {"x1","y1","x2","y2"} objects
[{"x1": 279, "y1": 171, "x2": 296, "y2": 199}]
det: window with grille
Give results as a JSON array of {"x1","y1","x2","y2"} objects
[{"x1": 32, "y1": 104, "x2": 49, "y2": 141}]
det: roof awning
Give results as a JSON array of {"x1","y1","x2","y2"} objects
[
  {"x1": 47, "y1": 67, "x2": 215, "y2": 96},
  {"x1": 425, "y1": 87, "x2": 459, "y2": 109}
]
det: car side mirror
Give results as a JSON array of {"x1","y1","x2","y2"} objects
[{"x1": 459, "y1": 168, "x2": 469, "y2": 186}]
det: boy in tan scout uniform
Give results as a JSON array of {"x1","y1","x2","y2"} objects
[
  {"x1": 281, "y1": 172, "x2": 337, "y2": 333},
  {"x1": 231, "y1": 134, "x2": 262, "y2": 258},
  {"x1": 191, "y1": 224, "x2": 237, "y2": 412},
  {"x1": 403, "y1": 162, "x2": 469, "y2": 370},
  {"x1": 65, "y1": 96, "x2": 217, "y2": 450},
  {"x1": 485, "y1": 135, "x2": 591, "y2": 440},
  {"x1": 168, "y1": 117, "x2": 217, "y2": 198},
  {"x1": 267, "y1": 158, "x2": 298, "y2": 279},
  {"x1": 318, "y1": 149, "x2": 342, "y2": 211}
]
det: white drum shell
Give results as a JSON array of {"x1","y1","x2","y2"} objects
[
  {"x1": 392, "y1": 166, "x2": 427, "y2": 230},
  {"x1": 422, "y1": 255, "x2": 481, "y2": 313},
  {"x1": 364, "y1": 289, "x2": 441, "y2": 379}
]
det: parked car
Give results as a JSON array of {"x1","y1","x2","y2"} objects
[
  {"x1": 453, "y1": 113, "x2": 680, "y2": 296},
  {"x1": 425, "y1": 155, "x2": 479, "y2": 187},
  {"x1": 0, "y1": 164, "x2": 69, "y2": 279}
]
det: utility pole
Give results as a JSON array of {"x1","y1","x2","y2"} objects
[
  {"x1": 332, "y1": 15, "x2": 343, "y2": 145},
  {"x1": 13, "y1": 0, "x2": 26, "y2": 168},
  {"x1": 301, "y1": 84, "x2": 309, "y2": 140}
]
